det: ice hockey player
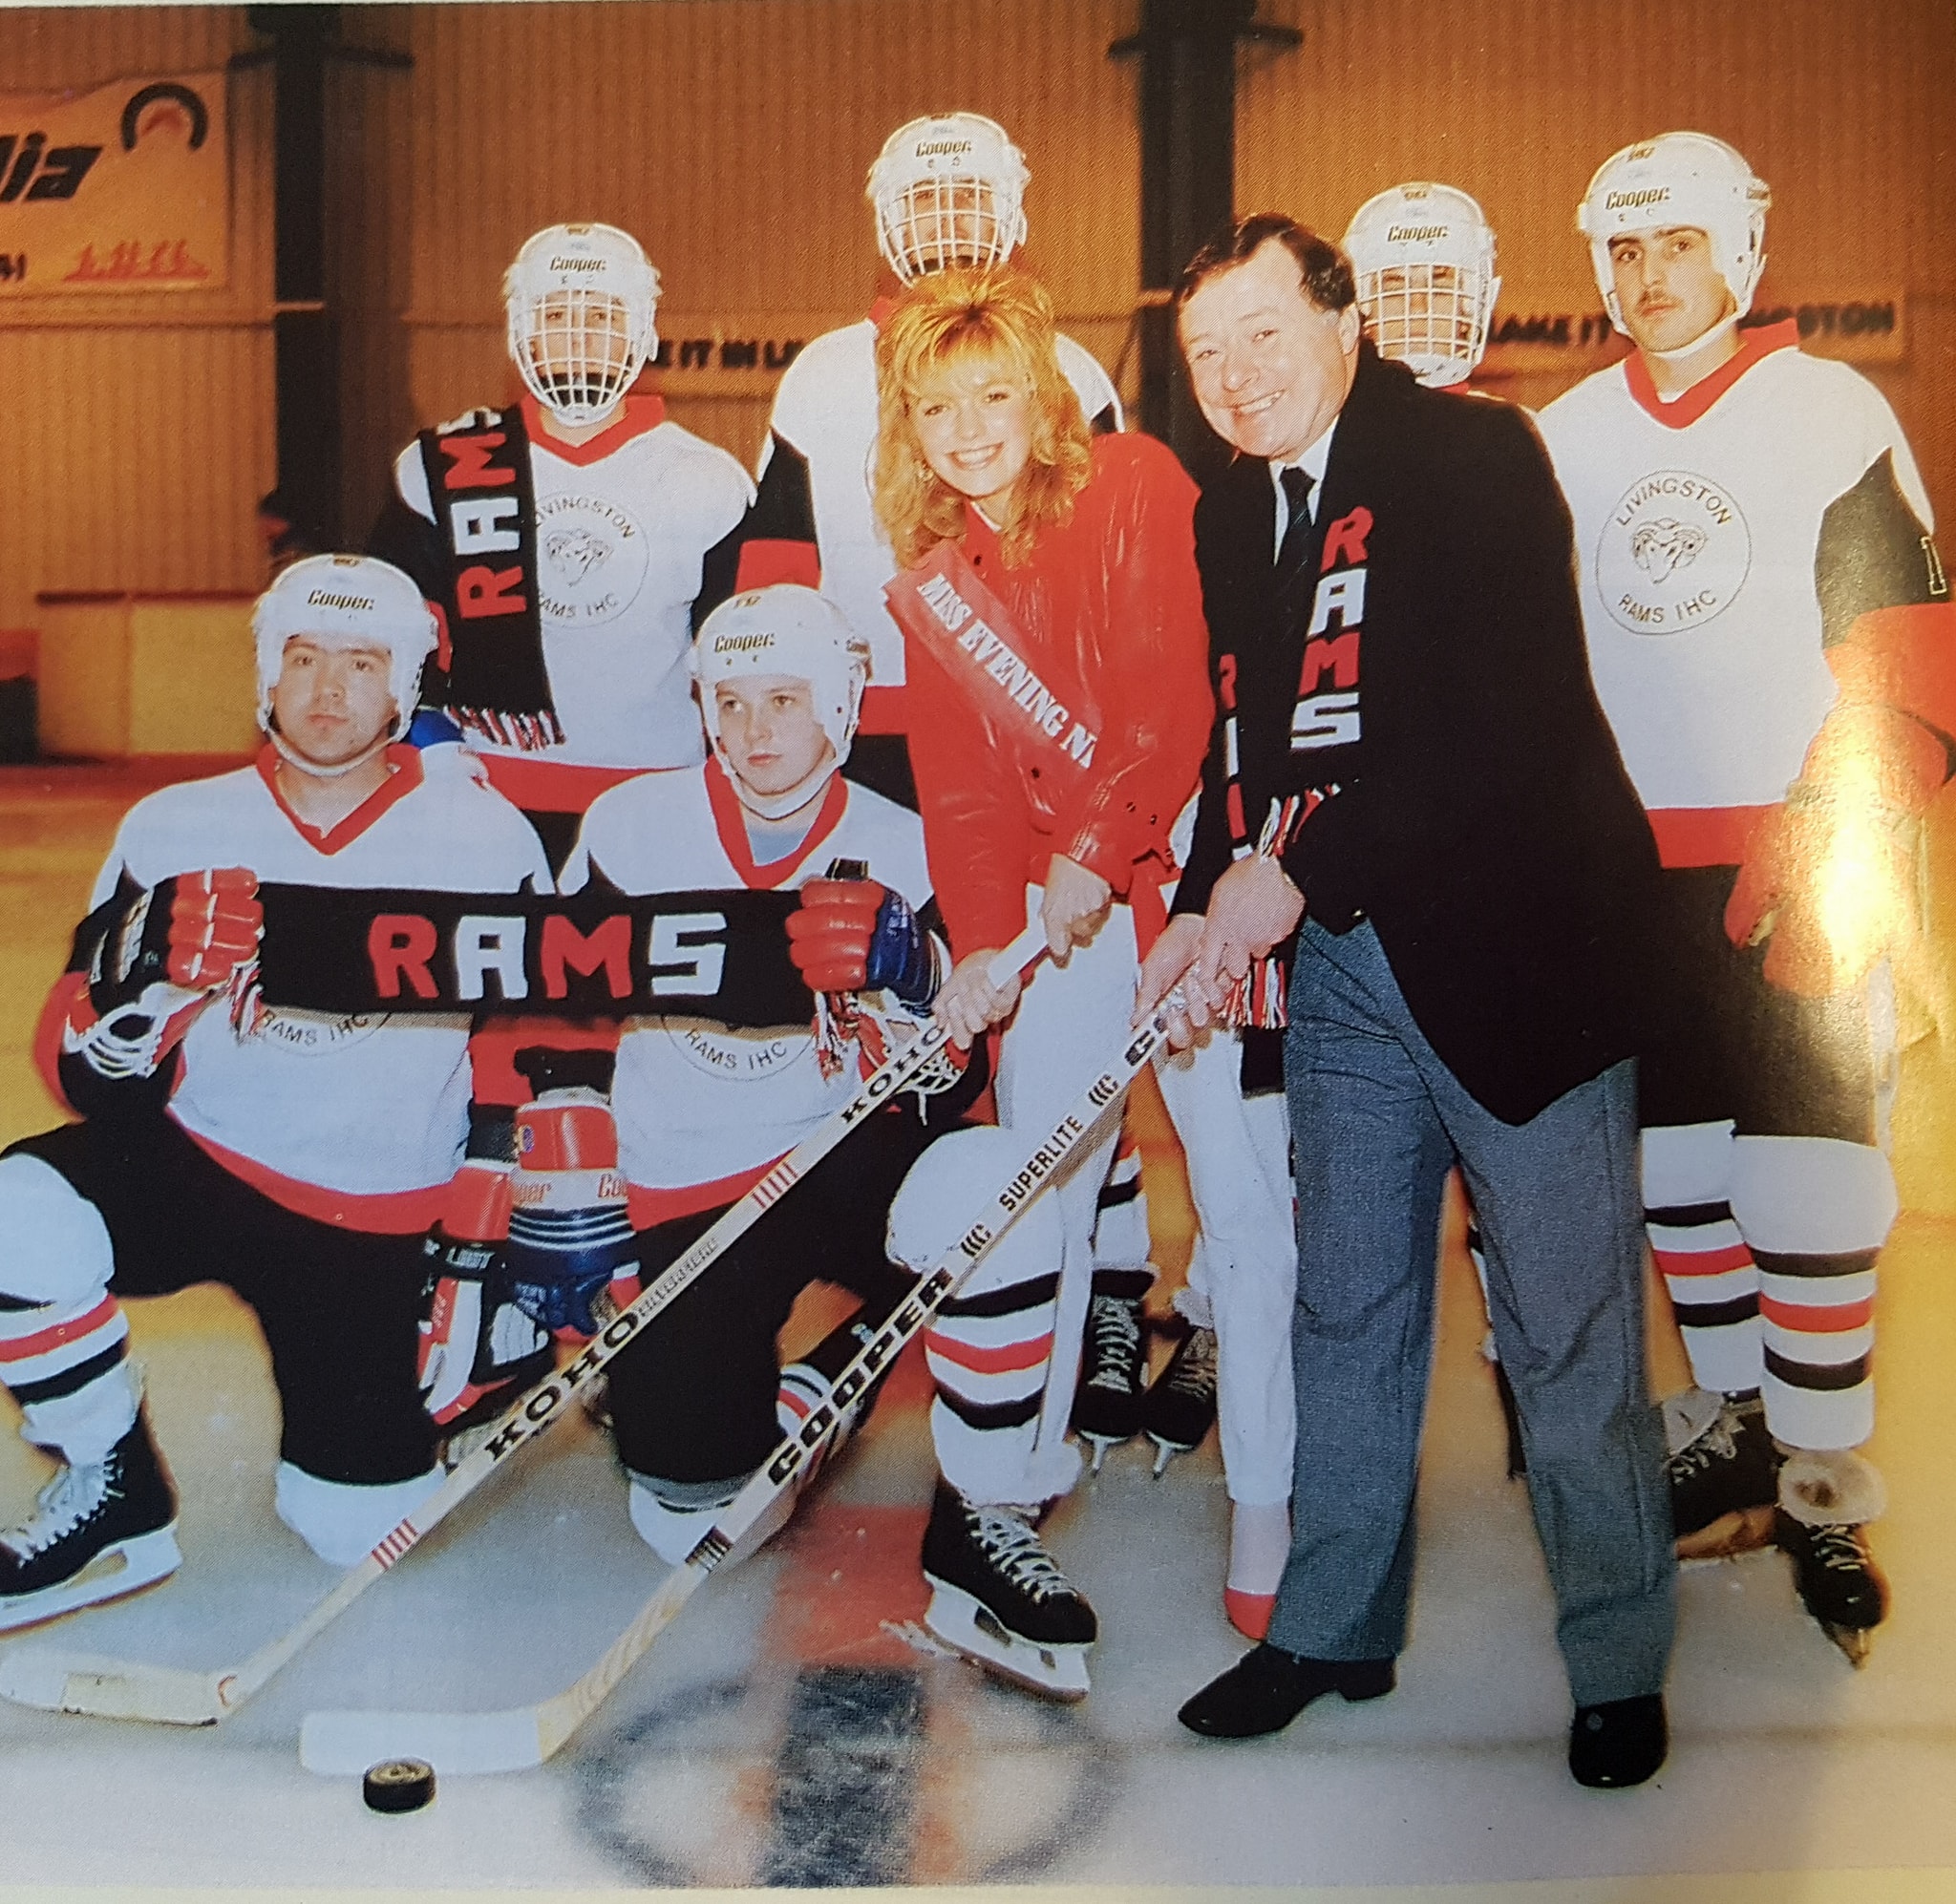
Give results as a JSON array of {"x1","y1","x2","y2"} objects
[
  {"x1": 551, "y1": 583, "x2": 948, "y2": 1562},
  {"x1": 1538, "y1": 132, "x2": 1955, "y2": 1662},
  {"x1": 1346, "y1": 180, "x2": 1539, "y2": 1488},
  {"x1": 371, "y1": 221, "x2": 754, "y2": 870},
  {"x1": 0, "y1": 556, "x2": 551, "y2": 1629},
  {"x1": 696, "y1": 112, "x2": 1120, "y2": 810},
  {"x1": 1342, "y1": 180, "x2": 1501, "y2": 391},
  {"x1": 873, "y1": 264, "x2": 1211, "y2": 1696}
]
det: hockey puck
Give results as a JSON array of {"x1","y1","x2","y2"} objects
[{"x1": 362, "y1": 1757, "x2": 436, "y2": 1813}]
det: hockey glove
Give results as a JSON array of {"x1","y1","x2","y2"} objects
[
  {"x1": 417, "y1": 1159, "x2": 553, "y2": 1428},
  {"x1": 504, "y1": 1086, "x2": 641, "y2": 1340},
  {"x1": 787, "y1": 878, "x2": 940, "y2": 1006},
  {"x1": 1726, "y1": 701, "x2": 1945, "y2": 995},
  {"x1": 164, "y1": 868, "x2": 263, "y2": 990}
]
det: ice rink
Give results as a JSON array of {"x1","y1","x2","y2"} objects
[{"x1": 2, "y1": 762, "x2": 1954, "y2": 1898}]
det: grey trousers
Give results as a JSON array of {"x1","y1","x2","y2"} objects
[{"x1": 1267, "y1": 920, "x2": 1675, "y2": 1707}]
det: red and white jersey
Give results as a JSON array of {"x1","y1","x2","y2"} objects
[
  {"x1": 764, "y1": 318, "x2": 1120, "y2": 703},
  {"x1": 393, "y1": 395, "x2": 753, "y2": 774},
  {"x1": 560, "y1": 762, "x2": 933, "y2": 1210},
  {"x1": 1539, "y1": 323, "x2": 1933, "y2": 818},
  {"x1": 90, "y1": 749, "x2": 550, "y2": 1228}
]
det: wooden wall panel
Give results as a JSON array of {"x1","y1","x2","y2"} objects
[
  {"x1": 0, "y1": 8, "x2": 274, "y2": 640},
  {"x1": 1235, "y1": 0, "x2": 1956, "y2": 508}
]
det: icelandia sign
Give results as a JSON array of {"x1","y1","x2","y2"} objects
[{"x1": 0, "y1": 74, "x2": 228, "y2": 297}]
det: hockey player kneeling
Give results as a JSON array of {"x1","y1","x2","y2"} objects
[
  {"x1": 554, "y1": 583, "x2": 948, "y2": 1564},
  {"x1": 0, "y1": 556, "x2": 550, "y2": 1630}
]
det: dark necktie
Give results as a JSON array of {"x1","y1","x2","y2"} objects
[{"x1": 1276, "y1": 465, "x2": 1315, "y2": 579}]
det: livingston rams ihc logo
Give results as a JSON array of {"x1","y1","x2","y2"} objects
[
  {"x1": 537, "y1": 491, "x2": 648, "y2": 625},
  {"x1": 1596, "y1": 469, "x2": 1752, "y2": 636}
]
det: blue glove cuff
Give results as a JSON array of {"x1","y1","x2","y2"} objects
[{"x1": 863, "y1": 890, "x2": 937, "y2": 1006}]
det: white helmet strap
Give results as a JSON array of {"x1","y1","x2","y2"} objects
[{"x1": 267, "y1": 723, "x2": 393, "y2": 782}]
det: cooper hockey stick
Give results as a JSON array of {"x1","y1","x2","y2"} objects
[
  {"x1": 0, "y1": 925, "x2": 1050, "y2": 1730},
  {"x1": 298, "y1": 984, "x2": 1184, "y2": 1776}
]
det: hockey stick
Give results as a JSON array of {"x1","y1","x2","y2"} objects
[
  {"x1": 0, "y1": 925, "x2": 1050, "y2": 1729},
  {"x1": 298, "y1": 984, "x2": 1183, "y2": 1776}
]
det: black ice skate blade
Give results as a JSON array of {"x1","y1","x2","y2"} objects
[
  {"x1": 0, "y1": 1527, "x2": 182, "y2": 1638},
  {"x1": 1079, "y1": 1431, "x2": 1133, "y2": 1474}
]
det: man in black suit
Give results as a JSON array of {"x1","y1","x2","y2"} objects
[{"x1": 1137, "y1": 215, "x2": 1675, "y2": 1788}]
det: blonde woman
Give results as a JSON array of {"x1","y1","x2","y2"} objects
[{"x1": 874, "y1": 266, "x2": 1210, "y2": 1695}]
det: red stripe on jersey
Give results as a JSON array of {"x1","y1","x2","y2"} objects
[
  {"x1": 1760, "y1": 1293, "x2": 1877, "y2": 1333},
  {"x1": 478, "y1": 753, "x2": 650, "y2": 815},
  {"x1": 519, "y1": 392, "x2": 667, "y2": 467},
  {"x1": 255, "y1": 744, "x2": 426, "y2": 856},
  {"x1": 1623, "y1": 319, "x2": 1799, "y2": 430},
  {"x1": 1645, "y1": 805, "x2": 1775, "y2": 869},
  {"x1": 703, "y1": 760, "x2": 849, "y2": 890},
  {"x1": 857, "y1": 684, "x2": 910, "y2": 735},
  {"x1": 1652, "y1": 1241, "x2": 1754, "y2": 1279},
  {"x1": 924, "y1": 1329, "x2": 1052, "y2": 1376},
  {"x1": 177, "y1": 1119, "x2": 449, "y2": 1234},
  {"x1": 627, "y1": 1158, "x2": 776, "y2": 1229},
  {"x1": 0, "y1": 1295, "x2": 121, "y2": 1364},
  {"x1": 734, "y1": 539, "x2": 822, "y2": 593}
]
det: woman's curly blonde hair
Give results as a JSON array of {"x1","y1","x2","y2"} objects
[{"x1": 873, "y1": 265, "x2": 1094, "y2": 571}]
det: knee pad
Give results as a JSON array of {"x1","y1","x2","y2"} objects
[
  {"x1": 1641, "y1": 1121, "x2": 1734, "y2": 1212},
  {"x1": 274, "y1": 1461, "x2": 442, "y2": 1568},
  {"x1": 887, "y1": 1126, "x2": 1065, "y2": 1304},
  {"x1": 1731, "y1": 1136, "x2": 1897, "y2": 1257},
  {"x1": 626, "y1": 1470, "x2": 788, "y2": 1568},
  {"x1": 0, "y1": 1152, "x2": 115, "y2": 1306}
]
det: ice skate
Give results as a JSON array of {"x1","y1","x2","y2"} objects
[
  {"x1": 920, "y1": 1483, "x2": 1095, "y2": 1701},
  {"x1": 1665, "y1": 1388, "x2": 1780, "y2": 1560},
  {"x1": 1071, "y1": 1271, "x2": 1149, "y2": 1471},
  {"x1": 1141, "y1": 1322, "x2": 1217, "y2": 1474},
  {"x1": 0, "y1": 1415, "x2": 180, "y2": 1634},
  {"x1": 1775, "y1": 1448, "x2": 1887, "y2": 1665}
]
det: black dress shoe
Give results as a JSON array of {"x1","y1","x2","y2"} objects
[
  {"x1": 1178, "y1": 1644, "x2": 1396, "y2": 1739},
  {"x1": 1568, "y1": 1693, "x2": 1668, "y2": 1788}
]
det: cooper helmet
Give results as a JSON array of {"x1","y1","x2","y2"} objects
[
  {"x1": 866, "y1": 112, "x2": 1030, "y2": 284},
  {"x1": 503, "y1": 222, "x2": 661, "y2": 426},
  {"x1": 690, "y1": 585, "x2": 870, "y2": 817},
  {"x1": 1342, "y1": 181, "x2": 1500, "y2": 388},
  {"x1": 252, "y1": 554, "x2": 436, "y2": 741},
  {"x1": 1577, "y1": 132, "x2": 1771, "y2": 334}
]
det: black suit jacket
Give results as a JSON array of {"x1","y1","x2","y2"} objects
[{"x1": 1178, "y1": 347, "x2": 1662, "y2": 1124}]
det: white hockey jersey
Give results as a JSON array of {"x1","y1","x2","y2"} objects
[
  {"x1": 764, "y1": 319, "x2": 1120, "y2": 698},
  {"x1": 1538, "y1": 326, "x2": 1934, "y2": 816},
  {"x1": 91, "y1": 750, "x2": 551, "y2": 1227},
  {"x1": 394, "y1": 395, "x2": 753, "y2": 774},
  {"x1": 561, "y1": 762, "x2": 934, "y2": 1205}
]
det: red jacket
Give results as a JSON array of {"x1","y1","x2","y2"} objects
[{"x1": 903, "y1": 433, "x2": 1213, "y2": 957}]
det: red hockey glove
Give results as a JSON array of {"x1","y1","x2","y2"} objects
[
  {"x1": 417, "y1": 1159, "x2": 552, "y2": 1428},
  {"x1": 1726, "y1": 703, "x2": 1943, "y2": 996},
  {"x1": 165, "y1": 868, "x2": 263, "y2": 991},
  {"x1": 787, "y1": 878, "x2": 938, "y2": 1005}
]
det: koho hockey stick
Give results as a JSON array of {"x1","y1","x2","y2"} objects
[
  {"x1": 0, "y1": 925, "x2": 1049, "y2": 1729},
  {"x1": 299, "y1": 985, "x2": 1181, "y2": 1775}
]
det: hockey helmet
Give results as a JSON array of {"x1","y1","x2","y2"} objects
[
  {"x1": 886, "y1": 1125, "x2": 1066, "y2": 1291},
  {"x1": 1342, "y1": 181, "x2": 1500, "y2": 388},
  {"x1": 252, "y1": 554, "x2": 436, "y2": 739},
  {"x1": 691, "y1": 585, "x2": 870, "y2": 814},
  {"x1": 867, "y1": 113, "x2": 1030, "y2": 284},
  {"x1": 1578, "y1": 132, "x2": 1771, "y2": 334},
  {"x1": 503, "y1": 222, "x2": 662, "y2": 426}
]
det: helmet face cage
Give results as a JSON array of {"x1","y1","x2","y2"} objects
[
  {"x1": 867, "y1": 115, "x2": 1030, "y2": 283},
  {"x1": 504, "y1": 224, "x2": 660, "y2": 426},
  {"x1": 1345, "y1": 185, "x2": 1499, "y2": 388},
  {"x1": 1577, "y1": 133, "x2": 1770, "y2": 333}
]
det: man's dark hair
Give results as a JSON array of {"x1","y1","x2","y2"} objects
[{"x1": 1174, "y1": 213, "x2": 1356, "y2": 315}]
